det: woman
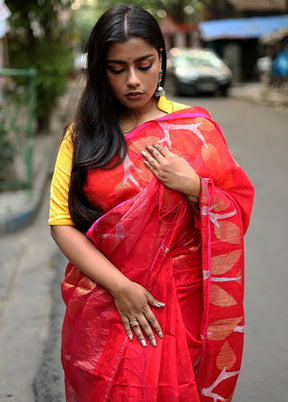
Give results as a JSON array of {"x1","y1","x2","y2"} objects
[{"x1": 49, "y1": 5, "x2": 254, "y2": 401}]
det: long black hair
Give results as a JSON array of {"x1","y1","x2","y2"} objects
[{"x1": 68, "y1": 4, "x2": 167, "y2": 232}]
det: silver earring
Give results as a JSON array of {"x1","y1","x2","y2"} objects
[{"x1": 154, "y1": 70, "x2": 166, "y2": 97}]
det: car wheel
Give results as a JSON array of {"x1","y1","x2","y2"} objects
[{"x1": 219, "y1": 87, "x2": 229, "y2": 97}]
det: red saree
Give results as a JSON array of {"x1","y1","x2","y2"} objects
[{"x1": 61, "y1": 107, "x2": 254, "y2": 401}]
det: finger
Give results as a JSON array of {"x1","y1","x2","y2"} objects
[
  {"x1": 141, "y1": 151, "x2": 160, "y2": 166},
  {"x1": 146, "y1": 294, "x2": 164, "y2": 339},
  {"x1": 143, "y1": 160, "x2": 159, "y2": 176},
  {"x1": 137, "y1": 316, "x2": 158, "y2": 347},
  {"x1": 145, "y1": 145, "x2": 164, "y2": 163},
  {"x1": 152, "y1": 143, "x2": 171, "y2": 157},
  {"x1": 122, "y1": 319, "x2": 134, "y2": 340},
  {"x1": 145, "y1": 313, "x2": 163, "y2": 339},
  {"x1": 129, "y1": 320, "x2": 147, "y2": 347},
  {"x1": 147, "y1": 292, "x2": 166, "y2": 308}
]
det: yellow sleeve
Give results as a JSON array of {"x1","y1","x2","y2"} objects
[
  {"x1": 49, "y1": 98, "x2": 186, "y2": 226},
  {"x1": 157, "y1": 96, "x2": 189, "y2": 113},
  {"x1": 48, "y1": 127, "x2": 74, "y2": 226}
]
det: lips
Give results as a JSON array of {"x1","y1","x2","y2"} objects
[{"x1": 125, "y1": 91, "x2": 144, "y2": 100}]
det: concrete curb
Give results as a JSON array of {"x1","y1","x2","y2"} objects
[
  {"x1": 0, "y1": 164, "x2": 48, "y2": 234},
  {"x1": 0, "y1": 76, "x2": 71, "y2": 236},
  {"x1": 229, "y1": 83, "x2": 288, "y2": 108},
  {"x1": 0, "y1": 135, "x2": 56, "y2": 235},
  {"x1": 33, "y1": 250, "x2": 66, "y2": 402}
]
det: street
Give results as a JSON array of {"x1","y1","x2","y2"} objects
[
  {"x1": 180, "y1": 95, "x2": 288, "y2": 402},
  {"x1": 0, "y1": 90, "x2": 288, "y2": 401}
]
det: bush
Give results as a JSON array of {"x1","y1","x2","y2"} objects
[
  {"x1": 8, "y1": 38, "x2": 73, "y2": 131},
  {"x1": 0, "y1": 132, "x2": 15, "y2": 179}
]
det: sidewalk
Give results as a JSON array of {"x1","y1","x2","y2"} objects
[
  {"x1": 0, "y1": 81, "x2": 75, "y2": 235},
  {"x1": 0, "y1": 80, "x2": 287, "y2": 236},
  {"x1": 230, "y1": 80, "x2": 288, "y2": 107},
  {"x1": 0, "y1": 83, "x2": 74, "y2": 401}
]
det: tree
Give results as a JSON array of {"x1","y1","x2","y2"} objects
[
  {"x1": 200, "y1": 0, "x2": 236, "y2": 19},
  {"x1": 95, "y1": 0, "x2": 234, "y2": 24},
  {"x1": 73, "y1": 2, "x2": 99, "y2": 51},
  {"x1": 6, "y1": 0, "x2": 74, "y2": 131},
  {"x1": 96, "y1": 0, "x2": 195, "y2": 23}
]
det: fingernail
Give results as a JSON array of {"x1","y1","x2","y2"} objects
[
  {"x1": 157, "y1": 302, "x2": 166, "y2": 307},
  {"x1": 128, "y1": 334, "x2": 133, "y2": 340},
  {"x1": 151, "y1": 339, "x2": 157, "y2": 347},
  {"x1": 157, "y1": 330, "x2": 163, "y2": 338},
  {"x1": 141, "y1": 151, "x2": 147, "y2": 156},
  {"x1": 141, "y1": 339, "x2": 147, "y2": 347}
]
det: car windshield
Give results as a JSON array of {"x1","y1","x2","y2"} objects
[{"x1": 174, "y1": 52, "x2": 222, "y2": 69}]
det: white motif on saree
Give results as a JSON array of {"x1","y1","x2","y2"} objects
[
  {"x1": 157, "y1": 121, "x2": 208, "y2": 149},
  {"x1": 200, "y1": 367, "x2": 240, "y2": 401},
  {"x1": 123, "y1": 154, "x2": 142, "y2": 189},
  {"x1": 201, "y1": 206, "x2": 237, "y2": 227}
]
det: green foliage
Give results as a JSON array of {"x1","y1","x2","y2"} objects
[
  {"x1": 73, "y1": 4, "x2": 99, "y2": 51},
  {"x1": 0, "y1": 132, "x2": 15, "y2": 178},
  {"x1": 8, "y1": 38, "x2": 72, "y2": 124},
  {"x1": 91, "y1": 0, "x2": 228, "y2": 24},
  {"x1": 6, "y1": 0, "x2": 74, "y2": 38},
  {"x1": 95, "y1": 0, "x2": 205, "y2": 23},
  {"x1": 6, "y1": 0, "x2": 74, "y2": 130},
  {"x1": 95, "y1": 0, "x2": 163, "y2": 19}
]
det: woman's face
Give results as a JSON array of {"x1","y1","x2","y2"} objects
[{"x1": 106, "y1": 37, "x2": 162, "y2": 112}]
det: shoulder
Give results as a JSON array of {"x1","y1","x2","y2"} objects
[
  {"x1": 53, "y1": 123, "x2": 75, "y2": 168},
  {"x1": 158, "y1": 96, "x2": 188, "y2": 113},
  {"x1": 62, "y1": 123, "x2": 74, "y2": 142},
  {"x1": 60, "y1": 123, "x2": 74, "y2": 152},
  {"x1": 157, "y1": 96, "x2": 212, "y2": 119}
]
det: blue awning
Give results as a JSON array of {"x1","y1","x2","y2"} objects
[{"x1": 199, "y1": 15, "x2": 288, "y2": 41}]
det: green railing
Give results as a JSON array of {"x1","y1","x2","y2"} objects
[{"x1": 0, "y1": 68, "x2": 37, "y2": 189}]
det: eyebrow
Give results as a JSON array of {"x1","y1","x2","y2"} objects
[{"x1": 107, "y1": 53, "x2": 155, "y2": 64}]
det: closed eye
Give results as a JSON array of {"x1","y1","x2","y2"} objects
[
  {"x1": 138, "y1": 64, "x2": 152, "y2": 71},
  {"x1": 107, "y1": 67, "x2": 125, "y2": 74}
]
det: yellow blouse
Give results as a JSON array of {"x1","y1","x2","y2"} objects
[{"x1": 48, "y1": 96, "x2": 188, "y2": 226}]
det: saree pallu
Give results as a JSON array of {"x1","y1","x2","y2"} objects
[{"x1": 61, "y1": 107, "x2": 254, "y2": 401}]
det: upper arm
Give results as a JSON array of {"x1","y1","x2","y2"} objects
[{"x1": 48, "y1": 128, "x2": 74, "y2": 226}]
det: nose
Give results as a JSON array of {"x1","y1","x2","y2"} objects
[{"x1": 127, "y1": 67, "x2": 140, "y2": 88}]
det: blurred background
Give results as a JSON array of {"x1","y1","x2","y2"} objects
[
  {"x1": 0, "y1": 0, "x2": 287, "y2": 137},
  {"x1": 0, "y1": 1, "x2": 288, "y2": 401}
]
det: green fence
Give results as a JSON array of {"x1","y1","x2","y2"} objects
[{"x1": 0, "y1": 68, "x2": 37, "y2": 189}]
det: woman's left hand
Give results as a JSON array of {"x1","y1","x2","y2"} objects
[{"x1": 142, "y1": 144, "x2": 200, "y2": 196}]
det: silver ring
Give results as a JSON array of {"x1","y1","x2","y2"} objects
[{"x1": 129, "y1": 320, "x2": 138, "y2": 325}]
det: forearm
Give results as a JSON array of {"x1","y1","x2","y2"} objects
[
  {"x1": 51, "y1": 224, "x2": 165, "y2": 346},
  {"x1": 50, "y1": 225, "x2": 130, "y2": 296}
]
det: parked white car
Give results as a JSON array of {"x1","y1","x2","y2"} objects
[{"x1": 166, "y1": 48, "x2": 233, "y2": 96}]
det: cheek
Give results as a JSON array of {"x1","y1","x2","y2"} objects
[
  {"x1": 152, "y1": 62, "x2": 161, "y2": 82},
  {"x1": 149, "y1": 69, "x2": 160, "y2": 89}
]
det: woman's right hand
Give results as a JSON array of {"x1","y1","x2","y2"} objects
[
  {"x1": 112, "y1": 280, "x2": 165, "y2": 347},
  {"x1": 50, "y1": 226, "x2": 164, "y2": 347}
]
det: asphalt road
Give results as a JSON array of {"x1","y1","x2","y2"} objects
[
  {"x1": 178, "y1": 94, "x2": 288, "y2": 402},
  {"x1": 1, "y1": 92, "x2": 288, "y2": 401}
]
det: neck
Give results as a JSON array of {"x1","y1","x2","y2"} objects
[{"x1": 120, "y1": 97, "x2": 166, "y2": 134}]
